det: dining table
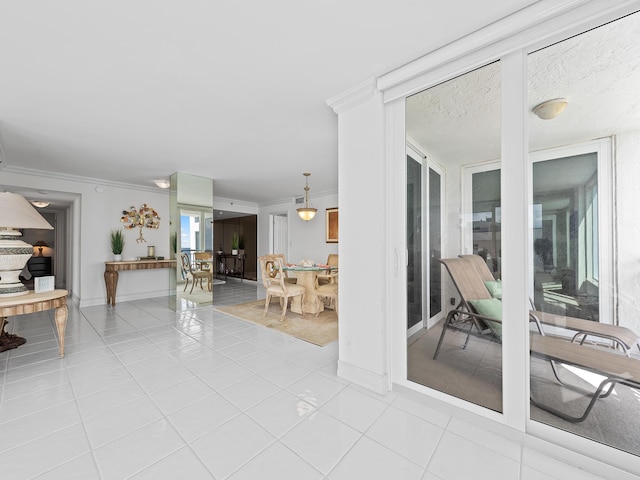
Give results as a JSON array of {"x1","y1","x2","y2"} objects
[{"x1": 282, "y1": 264, "x2": 334, "y2": 315}]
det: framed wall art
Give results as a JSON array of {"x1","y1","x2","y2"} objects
[{"x1": 326, "y1": 207, "x2": 338, "y2": 243}]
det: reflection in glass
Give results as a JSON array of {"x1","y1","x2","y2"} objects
[
  {"x1": 407, "y1": 155, "x2": 423, "y2": 331},
  {"x1": 472, "y1": 169, "x2": 501, "y2": 279},
  {"x1": 170, "y1": 172, "x2": 214, "y2": 310},
  {"x1": 429, "y1": 168, "x2": 442, "y2": 319},
  {"x1": 532, "y1": 154, "x2": 598, "y2": 320},
  {"x1": 406, "y1": 61, "x2": 502, "y2": 413},
  {"x1": 528, "y1": 11, "x2": 640, "y2": 457}
]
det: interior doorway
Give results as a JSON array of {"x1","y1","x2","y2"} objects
[{"x1": 270, "y1": 213, "x2": 289, "y2": 260}]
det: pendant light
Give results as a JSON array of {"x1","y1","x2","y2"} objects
[{"x1": 297, "y1": 173, "x2": 317, "y2": 221}]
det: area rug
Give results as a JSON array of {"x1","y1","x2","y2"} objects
[
  {"x1": 176, "y1": 279, "x2": 225, "y2": 306},
  {"x1": 214, "y1": 300, "x2": 338, "y2": 346}
]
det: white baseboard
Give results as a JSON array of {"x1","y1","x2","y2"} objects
[{"x1": 337, "y1": 360, "x2": 390, "y2": 395}]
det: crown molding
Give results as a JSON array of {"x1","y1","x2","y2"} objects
[
  {"x1": 3, "y1": 165, "x2": 169, "y2": 194},
  {"x1": 260, "y1": 188, "x2": 339, "y2": 208},
  {"x1": 326, "y1": 77, "x2": 378, "y2": 114},
  {"x1": 377, "y1": 0, "x2": 589, "y2": 93},
  {"x1": 212, "y1": 196, "x2": 259, "y2": 213}
]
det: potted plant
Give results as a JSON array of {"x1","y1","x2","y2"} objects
[
  {"x1": 110, "y1": 229, "x2": 125, "y2": 261},
  {"x1": 238, "y1": 233, "x2": 246, "y2": 255},
  {"x1": 231, "y1": 232, "x2": 240, "y2": 255}
]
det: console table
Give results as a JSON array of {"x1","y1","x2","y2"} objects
[
  {"x1": 215, "y1": 253, "x2": 245, "y2": 283},
  {"x1": 0, "y1": 289, "x2": 68, "y2": 357},
  {"x1": 104, "y1": 259, "x2": 176, "y2": 307}
]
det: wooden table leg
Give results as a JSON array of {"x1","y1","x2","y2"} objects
[
  {"x1": 104, "y1": 270, "x2": 119, "y2": 307},
  {"x1": 54, "y1": 304, "x2": 68, "y2": 358}
]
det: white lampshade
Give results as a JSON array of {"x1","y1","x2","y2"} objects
[
  {"x1": 297, "y1": 208, "x2": 317, "y2": 221},
  {"x1": 0, "y1": 192, "x2": 54, "y2": 297}
]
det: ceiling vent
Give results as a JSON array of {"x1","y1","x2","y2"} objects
[{"x1": 294, "y1": 196, "x2": 305, "y2": 205}]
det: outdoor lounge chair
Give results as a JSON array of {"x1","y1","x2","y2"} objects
[
  {"x1": 530, "y1": 334, "x2": 640, "y2": 422},
  {"x1": 459, "y1": 254, "x2": 640, "y2": 356},
  {"x1": 433, "y1": 257, "x2": 510, "y2": 360},
  {"x1": 435, "y1": 256, "x2": 640, "y2": 422}
]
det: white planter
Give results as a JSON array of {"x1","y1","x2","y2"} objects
[
  {"x1": 113, "y1": 254, "x2": 122, "y2": 262},
  {"x1": 231, "y1": 249, "x2": 238, "y2": 256}
]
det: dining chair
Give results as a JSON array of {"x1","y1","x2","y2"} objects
[
  {"x1": 315, "y1": 274, "x2": 338, "y2": 318},
  {"x1": 318, "y1": 253, "x2": 338, "y2": 285},
  {"x1": 265, "y1": 253, "x2": 297, "y2": 284},
  {"x1": 258, "y1": 255, "x2": 306, "y2": 321},
  {"x1": 180, "y1": 253, "x2": 213, "y2": 293},
  {"x1": 194, "y1": 251, "x2": 212, "y2": 272}
]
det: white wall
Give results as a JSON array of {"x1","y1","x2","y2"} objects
[
  {"x1": 258, "y1": 192, "x2": 338, "y2": 264},
  {"x1": 4, "y1": 167, "x2": 335, "y2": 307},
  {"x1": 2, "y1": 169, "x2": 172, "y2": 306},
  {"x1": 327, "y1": 81, "x2": 389, "y2": 393}
]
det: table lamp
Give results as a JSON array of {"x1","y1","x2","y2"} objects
[
  {"x1": 0, "y1": 192, "x2": 54, "y2": 297},
  {"x1": 33, "y1": 240, "x2": 49, "y2": 256}
]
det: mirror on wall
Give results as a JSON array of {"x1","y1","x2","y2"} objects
[{"x1": 170, "y1": 172, "x2": 214, "y2": 310}]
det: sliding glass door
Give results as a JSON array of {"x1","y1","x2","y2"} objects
[
  {"x1": 393, "y1": 1, "x2": 640, "y2": 470},
  {"x1": 407, "y1": 150, "x2": 445, "y2": 337},
  {"x1": 406, "y1": 152, "x2": 423, "y2": 335},
  {"x1": 428, "y1": 166, "x2": 443, "y2": 327},
  {"x1": 531, "y1": 150, "x2": 602, "y2": 321},
  {"x1": 406, "y1": 61, "x2": 503, "y2": 413},
  {"x1": 527, "y1": 10, "x2": 627, "y2": 452}
]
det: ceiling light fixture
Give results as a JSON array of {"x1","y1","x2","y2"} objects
[
  {"x1": 533, "y1": 98, "x2": 568, "y2": 120},
  {"x1": 154, "y1": 180, "x2": 171, "y2": 189},
  {"x1": 296, "y1": 173, "x2": 317, "y2": 221},
  {"x1": 31, "y1": 201, "x2": 50, "y2": 208}
]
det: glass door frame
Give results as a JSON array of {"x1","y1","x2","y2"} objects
[
  {"x1": 529, "y1": 139, "x2": 613, "y2": 325},
  {"x1": 426, "y1": 159, "x2": 445, "y2": 329},
  {"x1": 406, "y1": 145, "x2": 446, "y2": 337},
  {"x1": 406, "y1": 145, "x2": 425, "y2": 338},
  {"x1": 462, "y1": 160, "x2": 501, "y2": 257}
]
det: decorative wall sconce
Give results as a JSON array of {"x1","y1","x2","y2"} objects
[{"x1": 120, "y1": 204, "x2": 161, "y2": 243}]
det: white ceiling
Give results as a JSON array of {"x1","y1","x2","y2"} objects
[{"x1": 0, "y1": 0, "x2": 539, "y2": 205}]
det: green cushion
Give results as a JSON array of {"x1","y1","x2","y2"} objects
[
  {"x1": 468, "y1": 298, "x2": 502, "y2": 337},
  {"x1": 484, "y1": 280, "x2": 502, "y2": 299}
]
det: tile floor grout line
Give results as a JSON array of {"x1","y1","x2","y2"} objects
[{"x1": 60, "y1": 329, "x2": 107, "y2": 480}]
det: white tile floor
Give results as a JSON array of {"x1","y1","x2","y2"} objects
[{"x1": 0, "y1": 285, "x2": 623, "y2": 479}]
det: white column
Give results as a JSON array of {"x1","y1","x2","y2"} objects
[{"x1": 327, "y1": 79, "x2": 389, "y2": 393}]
